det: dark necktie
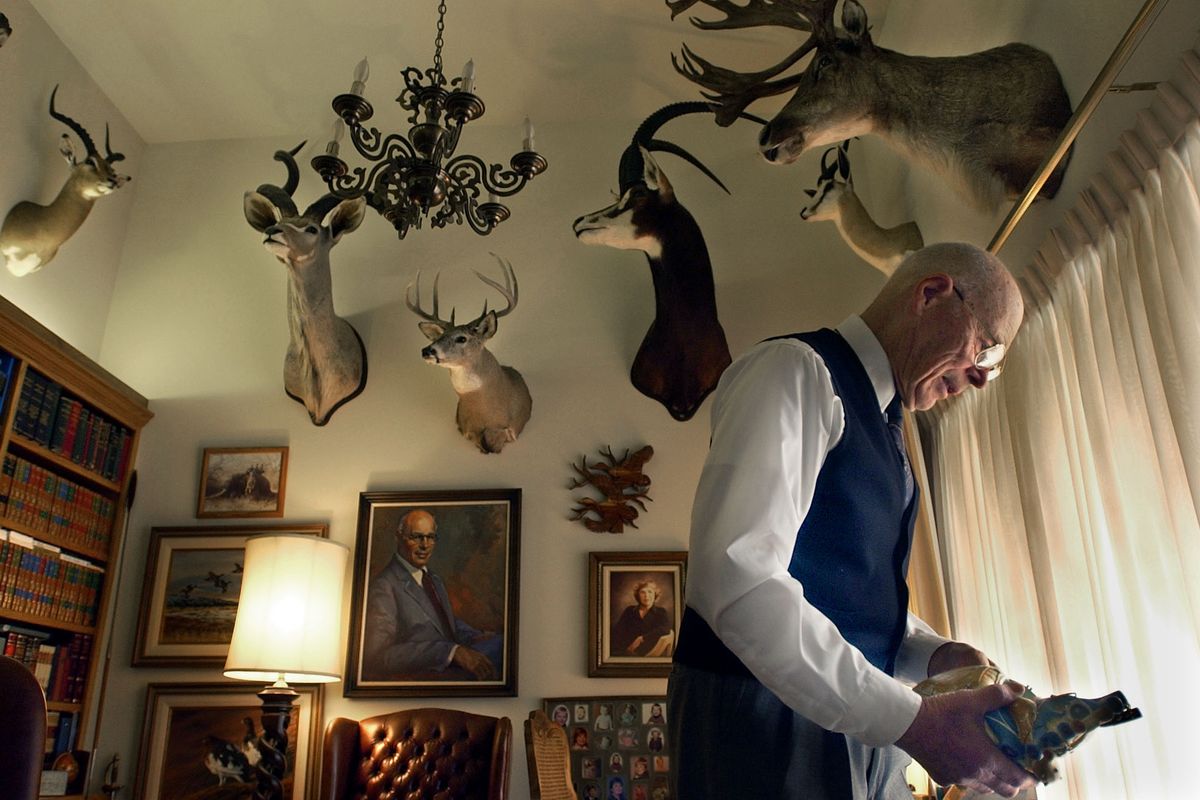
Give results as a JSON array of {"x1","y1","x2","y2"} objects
[
  {"x1": 421, "y1": 568, "x2": 455, "y2": 635},
  {"x1": 886, "y1": 396, "x2": 915, "y2": 504}
]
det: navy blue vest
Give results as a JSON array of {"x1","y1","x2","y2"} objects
[{"x1": 676, "y1": 328, "x2": 918, "y2": 676}]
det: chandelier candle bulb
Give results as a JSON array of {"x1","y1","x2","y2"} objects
[
  {"x1": 325, "y1": 119, "x2": 345, "y2": 156},
  {"x1": 488, "y1": 192, "x2": 498, "y2": 204},
  {"x1": 460, "y1": 59, "x2": 475, "y2": 94},
  {"x1": 350, "y1": 57, "x2": 369, "y2": 96},
  {"x1": 523, "y1": 117, "x2": 535, "y2": 151}
]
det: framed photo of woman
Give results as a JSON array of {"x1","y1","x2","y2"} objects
[{"x1": 588, "y1": 551, "x2": 686, "y2": 677}]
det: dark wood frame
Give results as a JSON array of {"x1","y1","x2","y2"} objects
[
  {"x1": 588, "y1": 551, "x2": 686, "y2": 678},
  {"x1": 343, "y1": 489, "x2": 521, "y2": 697},
  {"x1": 131, "y1": 524, "x2": 328, "y2": 667},
  {"x1": 196, "y1": 445, "x2": 289, "y2": 518},
  {"x1": 543, "y1": 694, "x2": 671, "y2": 800},
  {"x1": 134, "y1": 681, "x2": 322, "y2": 800}
]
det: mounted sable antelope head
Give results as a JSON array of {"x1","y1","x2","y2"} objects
[
  {"x1": 406, "y1": 255, "x2": 532, "y2": 454},
  {"x1": 669, "y1": 0, "x2": 1074, "y2": 211},
  {"x1": 243, "y1": 142, "x2": 368, "y2": 427},
  {"x1": 572, "y1": 102, "x2": 762, "y2": 422},
  {"x1": 0, "y1": 13, "x2": 12, "y2": 47},
  {"x1": 799, "y1": 139, "x2": 922, "y2": 277},
  {"x1": 1, "y1": 86, "x2": 131, "y2": 276}
]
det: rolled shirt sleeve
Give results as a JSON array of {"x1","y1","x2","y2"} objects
[{"x1": 686, "y1": 337, "x2": 925, "y2": 747}]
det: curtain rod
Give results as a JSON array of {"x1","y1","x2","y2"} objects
[{"x1": 988, "y1": 0, "x2": 1169, "y2": 254}]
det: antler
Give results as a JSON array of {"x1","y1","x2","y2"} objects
[
  {"x1": 405, "y1": 270, "x2": 457, "y2": 328},
  {"x1": 471, "y1": 253, "x2": 519, "y2": 322},
  {"x1": 669, "y1": 0, "x2": 838, "y2": 125}
]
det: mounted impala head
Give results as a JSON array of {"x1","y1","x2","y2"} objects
[
  {"x1": 669, "y1": 0, "x2": 1073, "y2": 209},
  {"x1": 799, "y1": 138, "x2": 922, "y2": 276},
  {"x1": 572, "y1": 103, "x2": 760, "y2": 421},
  {"x1": 243, "y1": 142, "x2": 368, "y2": 426},
  {"x1": 406, "y1": 255, "x2": 532, "y2": 454},
  {"x1": 1, "y1": 86, "x2": 131, "y2": 276}
]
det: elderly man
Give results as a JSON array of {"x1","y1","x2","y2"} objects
[
  {"x1": 669, "y1": 243, "x2": 1034, "y2": 799},
  {"x1": 362, "y1": 509, "x2": 501, "y2": 680}
]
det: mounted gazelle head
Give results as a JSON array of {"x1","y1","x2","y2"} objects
[
  {"x1": 242, "y1": 142, "x2": 368, "y2": 426},
  {"x1": 669, "y1": 0, "x2": 1074, "y2": 208},
  {"x1": 406, "y1": 255, "x2": 532, "y2": 453},
  {"x1": 0, "y1": 85, "x2": 131, "y2": 276}
]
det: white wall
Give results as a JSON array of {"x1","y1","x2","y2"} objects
[
  {"x1": 0, "y1": 0, "x2": 143, "y2": 359},
  {"x1": 89, "y1": 112, "x2": 880, "y2": 796}
]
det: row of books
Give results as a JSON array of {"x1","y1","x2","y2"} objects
[
  {"x1": 44, "y1": 710, "x2": 79, "y2": 760},
  {"x1": 1, "y1": 453, "x2": 116, "y2": 551},
  {"x1": 0, "y1": 530, "x2": 104, "y2": 626},
  {"x1": 12, "y1": 369, "x2": 133, "y2": 483},
  {"x1": 1, "y1": 623, "x2": 93, "y2": 706},
  {"x1": 0, "y1": 350, "x2": 14, "y2": 419}
]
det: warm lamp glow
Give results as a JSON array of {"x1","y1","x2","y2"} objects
[{"x1": 223, "y1": 534, "x2": 348, "y2": 684}]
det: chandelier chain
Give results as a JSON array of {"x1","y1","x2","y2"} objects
[{"x1": 433, "y1": 0, "x2": 447, "y2": 79}]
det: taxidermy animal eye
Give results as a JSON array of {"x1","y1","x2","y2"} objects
[
  {"x1": 815, "y1": 54, "x2": 834, "y2": 76},
  {"x1": 305, "y1": 225, "x2": 319, "y2": 234},
  {"x1": 455, "y1": 335, "x2": 467, "y2": 343}
]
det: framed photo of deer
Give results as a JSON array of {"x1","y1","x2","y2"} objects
[
  {"x1": 134, "y1": 681, "x2": 321, "y2": 800},
  {"x1": 131, "y1": 524, "x2": 328, "y2": 667},
  {"x1": 196, "y1": 446, "x2": 289, "y2": 518},
  {"x1": 588, "y1": 551, "x2": 686, "y2": 678},
  {"x1": 344, "y1": 489, "x2": 521, "y2": 697}
]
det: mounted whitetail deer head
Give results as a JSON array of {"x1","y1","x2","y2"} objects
[
  {"x1": 406, "y1": 255, "x2": 532, "y2": 454},
  {"x1": 799, "y1": 139, "x2": 922, "y2": 276},
  {"x1": 572, "y1": 102, "x2": 763, "y2": 422},
  {"x1": 244, "y1": 142, "x2": 368, "y2": 427},
  {"x1": 669, "y1": 0, "x2": 1074, "y2": 211},
  {"x1": 1, "y1": 86, "x2": 131, "y2": 276}
]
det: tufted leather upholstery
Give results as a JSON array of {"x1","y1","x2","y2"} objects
[
  {"x1": 318, "y1": 707, "x2": 511, "y2": 800},
  {"x1": 0, "y1": 655, "x2": 48, "y2": 800}
]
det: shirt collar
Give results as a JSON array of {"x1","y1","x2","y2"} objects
[
  {"x1": 395, "y1": 552, "x2": 424, "y2": 584},
  {"x1": 836, "y1": 315, "x2": 896, "y2": 414}
]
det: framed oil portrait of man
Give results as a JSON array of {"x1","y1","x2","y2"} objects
[
  {"x1": 588, "y1": 551, "x2": 686, "y2": 677},
  {"x1": 344, "y1": 489, "x2": 521, "y2": 696}
]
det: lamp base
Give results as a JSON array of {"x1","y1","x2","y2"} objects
[{"x1": 254, "y1": 684, "x2": 299, "y2": 800}]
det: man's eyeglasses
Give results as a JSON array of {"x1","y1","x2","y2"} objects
[
  {"x1": 952, "y1": 286, "x2": 1005, "y2": 381},
  {"x1": 405, "y1": 533, "x2": 438, "y2": 544}
]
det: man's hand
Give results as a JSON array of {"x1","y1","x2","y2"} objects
[
  {"x1": 896, "y1": 681, "x2": 1036, "y2": 798},
  {"x1": 452, "y1": 645, "x2": 497, "y2": 680},
  {"x1": 626, "y1": 635, "x2": 645, "y2": 654}
]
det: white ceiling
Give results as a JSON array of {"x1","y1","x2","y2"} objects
[{"x1": 28, "y1": 0, "x2": 897, "y2": 144}]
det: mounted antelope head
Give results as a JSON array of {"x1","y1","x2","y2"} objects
[
  {"x1": 572, "y1": 102, "x2": 762, "y2": 421},
  {"x1": 1, "y1": 86, "x2": 131, "y2": 276},
  {"x1": 406, "y1": 255, "x2": 532, "y2": 454},
  {"x1": 243, "y1": 142, "x2": 368, "y2": 426},
  {"x1": 669, "y1": 0, "x2": 1073, "y2": 211},
  {"x1": 799, "y1": 139, "x2": 922, "y2": 276}
]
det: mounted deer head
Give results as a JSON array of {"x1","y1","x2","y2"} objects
[
  {"x1": 244, "y1": 142, "x2": 368, "y2": 426},
  {"x1": 799, "y1": 139, "x2": 921, "y2": 276},
  {"x1": 1, "y1": 86, "x2": 131, "y2": 276},
  {"x1": 406, "y1": 255, "x2": 532, "y2": 454},
  {"x1": 572, "y1": 103, "x2": 763, "y2": 421},
  {"x1": 669, "y1": 0, "x2": 1074, "y2": 211}
]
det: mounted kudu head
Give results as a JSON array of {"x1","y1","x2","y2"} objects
[
  {"x1": 799, "y1": 138, "x2": 922, "y2": 276},
  {"x1": 244, "y1": 142, "x2": 368, "y2": 426},
  {"x1": 406, "y1": 255, "x2": 532, "y2": 454},
  {"x1": 0, "y1": 85, "x2": 131, "y2": 276},
  {"x1": 669, "y1": 0, "x2": 1073, "y2": 210},
  {"x1": 573, "y1": 102, "x2": 763, "y2": 421}
]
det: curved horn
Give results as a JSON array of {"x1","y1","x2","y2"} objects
[
  {"x1": 253, "y1": 141, "x2": 306, "y2": 217},
  {"x1": 302, "y1": 192, "x2": 344, "y2": 222},
  {"x1": 618, "y1": 104, "x2": 769, "y2": 193},
  {"x1": 48, "y1": 85, "x2": 98, "y2": 156},
  {"x1": 104, "y1": 123, "x2": 126, "y2": 163}
]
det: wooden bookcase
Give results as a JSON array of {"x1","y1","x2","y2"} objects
[{"x1": 0, "y1": 295, "x2": 152, "y2": 797}]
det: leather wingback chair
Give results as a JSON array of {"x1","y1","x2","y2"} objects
[
  {"x1": 318, "y1": 707, "x2": 512, "y2": 800},
  {"x1": 0, "y1": 655, "x2": 48, "y2": 800}
]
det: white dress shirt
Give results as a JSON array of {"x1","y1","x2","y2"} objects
[{"x1": 686, "y1": 316, "x2": 949, "y2": 746}]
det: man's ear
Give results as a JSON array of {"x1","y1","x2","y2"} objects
[{"x1": 914, "y1": 273, "x2": 954, "y2": 313}]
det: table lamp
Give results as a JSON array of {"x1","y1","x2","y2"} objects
[{"x1": 223, "y1": 533, "x2": 349, "y2": 800}]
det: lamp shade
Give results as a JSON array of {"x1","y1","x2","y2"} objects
[{"x1": 223, "y1": 534, "x2": 349, "y2": 684}]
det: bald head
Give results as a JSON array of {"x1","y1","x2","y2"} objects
[
  {"x1": 862, "y1": 242, "x2": 1024, "y2": 410},
  {"x1": 397, "y1": 509, "x2": 437, "y2": 568}
]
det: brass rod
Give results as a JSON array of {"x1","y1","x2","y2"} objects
[{"x1": 988, "y1": 0, "x2": 1169, "y2": 254}]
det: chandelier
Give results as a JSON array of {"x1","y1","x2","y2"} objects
[{"x1": 310, "y1": 0, "x2": 547, "y2": 239}]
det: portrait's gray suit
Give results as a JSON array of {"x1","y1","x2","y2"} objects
[{"x1": 361, "y1": 554, "x2": 500, "y2": 679}]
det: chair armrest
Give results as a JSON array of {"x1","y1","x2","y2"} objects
[{"x1": 316, "y1": 717, "x2": 362, "y2": 800}]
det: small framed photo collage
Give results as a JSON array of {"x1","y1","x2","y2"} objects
[{"x1": 544, "y1": 695, "x2": 670, "y2": 800}]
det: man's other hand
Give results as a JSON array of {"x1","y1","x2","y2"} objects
[{"x1": 453, "y1": 645, "x2": 497, "y2": 680}]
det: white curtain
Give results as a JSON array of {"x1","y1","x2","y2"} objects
[{"x1": 921, "y1": 48, "x2": 1200, "y2": 800}]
